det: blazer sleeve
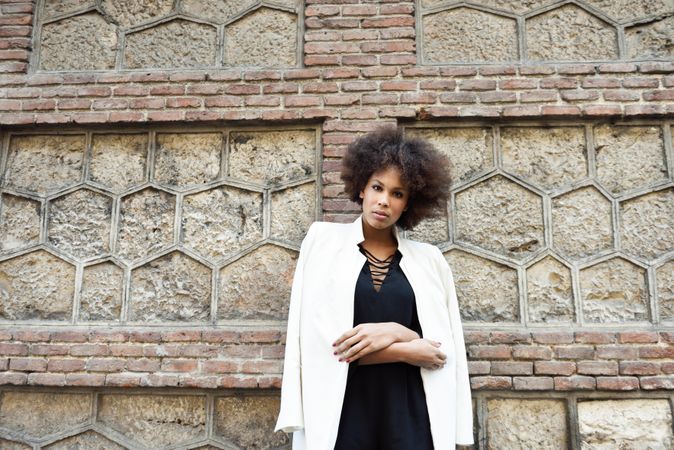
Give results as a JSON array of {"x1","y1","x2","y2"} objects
[
  {"x1": 436, "y1": 248, "x2": 474, "y2": 445},
  {"x1": 275, "y1": 222, "x2": 317, "y2": 434}
]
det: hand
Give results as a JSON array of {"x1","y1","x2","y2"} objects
[
  {"x1": 333, "y1": 322, "x2": 419, "y2": 363},
  {"x1": 400, "y1": 338, "x2": 446, "y2": 370}
]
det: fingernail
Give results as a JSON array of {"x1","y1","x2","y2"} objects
[
  {"x1": 332, "y1": 343, "x2": 336, "y2": 347},
  {"x1": 333, "y1": 351, "x2": 337, "y2": 355},
  {"x1": 345, "y1": 359, "x2": 350, "y2": 363},
  {"x1": 338, "y1": 358, "x2": 343, "y2": 362}
]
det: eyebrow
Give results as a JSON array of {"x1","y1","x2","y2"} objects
[{"x1": 371, "y1": 178, "x2": 408, "y2": 191}]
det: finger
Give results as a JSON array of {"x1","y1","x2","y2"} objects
[
  {"x1": 335, "y1": 333, "x2": 365, "y2": 354},
  {"x1": 333, "y1": 327, "x2": 358, "y2": 347},
  {"x1": 347, "y1": 344, "x2": 374, "y2": 362},
  {"x1": 341, "y1": 341, "x2": 367, "y2": 361}
]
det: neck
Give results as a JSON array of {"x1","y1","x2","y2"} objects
[{"x1": 361, "y1": 217, "x2": 397, "y2": 247}]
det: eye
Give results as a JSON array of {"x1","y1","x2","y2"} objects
[
  {"x1": 372, "y1": 184, "x2": 382, "y2": 191},
  {"x1": 393, "y1": 191, "x2": 405, "y2": 198}
]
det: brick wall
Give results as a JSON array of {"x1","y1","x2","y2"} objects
[{"x1": 0, "y1": 0, "x2": 673, "y2": 448}]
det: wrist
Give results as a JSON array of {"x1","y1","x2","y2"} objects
[
  {"x1": 391, "y1": 323, "x2": 419, "y2": 342},
  {"x1": 394, "y1": 341, "x2": 411, "y2": 364}
]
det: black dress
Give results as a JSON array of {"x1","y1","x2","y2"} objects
[{"x1": 334, "y1": 249, "x2": 434, "y2": 450}]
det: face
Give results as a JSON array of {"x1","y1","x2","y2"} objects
[{"x1": 359, "y1": 166, "x2": 409, "y2": 233}]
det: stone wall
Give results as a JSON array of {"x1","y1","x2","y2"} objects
[{"x1": 0, "y1": 0, "x2": 673, "y2": 448}]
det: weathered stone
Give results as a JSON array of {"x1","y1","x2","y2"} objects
[
  {"x1": 116, "y1": 188, "x2": 175, "y2": 262},
  {"x1": 578, "y1": 399, "x2": 673, "y2": 449},
  {"x1": 48, "y1": 189, "x2": 112, "y2": 260},
  {"x1": 657, "y1": 261, "x2": 674, "y2": 321},
  {"x1": 40, "y1": 13, "x2": 118, "y2": 71},
  {"x1": 218, "y1": 245, "x2": 297, "y2": 320},
  {"x1": 79, "y1": 262, "x2": 123, "y2": 321},
  {"x1": 43, "y1": 0, "x2": 95, "y2": 18},
  {"x1": 89, "y1": 133, "x2": 148, "y2": 193},
  {"x1": 421, "y1": 0, "x2": 556, "y2": 15},
  {"x1": 229, "y1": 130, "x2": 316, "y2": 186},
  {"x1": 124, "y1": 19, "x2": 217, "y2": 69},
  {"x1": 583, "y1": 0, "x2": 673, "y2": 23},
  {"x1": 526, "y1": 5, "x2": 618, "y2": 61},
  {"x1": 405, "y1": 127, "x2": 494, "y2": 187},
  {"x1": 181, "y1": 186, "x2": 263, "y2": 261},
  {"x1": 271, "y1": 182, "x2": 316, "y2": 245},
  {"x1": 627, "y1": 16, "x2": 674, "y2": 59},
  {"x1": 406, "y1": 211, "x2": 449, "y2": 245},
  {"x1": 0, "y1": 250, "x2": 75, "y2": 320},
  {"x1": 422, "y1": 7, "x2": 518, "y2": 63},
  {"x1": 552, "y1": 186, "x2": 613, "y2": 259},
  {"x1": 225, "y1": 8, "x2": 298, "y2": 67},
  {"x1": 620, "y1": 189, "x2": 674, "y2": 260},
  {"x1": 4, "y1": 135, "x2": 85, "y2": 195},
  {"x1": 97, "y1": 394, "x2": 206, "y2": 448},
  {"x1": 595, "y1": 125, "x2": 667, "y2": 195},
  {"x1": 501, "y1": 126, "x2": 587, "y2": 192},
  {"x1": 154, "y1": 133, "x2": 222, "y2": 188},
  {"x1": 580, "y1": 257, "x2": 649, "y2": 323},
  {"x1": 213, "y1": 395, "x2": 289, "y2": 449},
  {"x1": 0, "y1": 438, "x2": 30, "y2": 450},
  {"x1": 527, "y1": 255, "x2": 574, "y2": 323},
  {"x1": 445, "y1": 249, "x2": 519, "y2": 322},
  {"x1": 193, "y1": 446, "x2": 226, "y2": 450},
  {"x1": 486, "y1": 399, "x2": 567, "y2": 449},
  {"x1": 0, "y1": 392, "x2": 90, "y2": 438},
  {"x1": 129, "y1": 252, "x2": 211, "y2": 322},
  {"x1": 182, "y1": 0, "x2": 257, "y2": 24},
  {"x1": 45, "y1": 430, "x2": 126, "y2": 449},
  {"x1": 101, "y1": 0, "x2": 174, "y2": 28},
  {"x1": 455, "y1": 175, "x2": 544, "y2": 260},
  {"x1": 0, "y1": 194, "x2": 40, "y2": 253}
]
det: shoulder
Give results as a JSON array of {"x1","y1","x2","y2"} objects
[
  {"x1": 399, "y1": 236, "x2": 443, "y2": 258},
  {"x1": 301, "y1": 220, "x2": 351, "y2": 247}
]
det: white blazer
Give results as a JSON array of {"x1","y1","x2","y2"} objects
[{"x1": 275, "y1": 217, "x2": 473, "y2": 449}]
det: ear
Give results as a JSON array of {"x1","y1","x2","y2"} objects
[{"x1": 359, "y1": 190, "x2": 364, "y2": 199}]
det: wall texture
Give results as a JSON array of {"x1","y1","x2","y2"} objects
[{"x1": 0, "y1": 0, "x2": 673, "y2": 448}]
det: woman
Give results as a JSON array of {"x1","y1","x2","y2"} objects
[{"x1": 275, "y1": 127, "x2": 473, "y2": 449}]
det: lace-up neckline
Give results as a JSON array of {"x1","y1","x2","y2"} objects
[{"x1": 358, "y1": 244, "x2": 397, "y2": 293}]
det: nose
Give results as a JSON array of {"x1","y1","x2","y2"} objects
[{"x1": 377, "y1": 194, "x2": 389, "y2": 206}]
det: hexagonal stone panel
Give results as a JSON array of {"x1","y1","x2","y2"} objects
[
  {"x1": 578, "y1": 399, "x2": 673, "y2": 449},
  {"x1": 626, "y1": 16, "x2": 674, "y2": 59},
  {"x1": 406, "y1": 212, "x2": 449, "y2": 245},
  {"x1": 0, "y1": 250, "x2": 75, "y2": 320},
  {"x1": 271, "y1": 182, "x2": 316, "y2": 245},
  {"x1": 124, "y1": 19, "x2": 217, "y2": 69},
  {"x1": 97, "y1": 394, "x2": 206, "y2": 448},
  {"x1": 89, "y1": 133, "x2": 148, "y2": 193},
  {"x1": 4, "y1": 134, "x2": 85, "y2": 195},
  {"x1": 0, "y1": 438, "x2": 30, "y2": 450},
  {"x1": 229, "y1": 130, "x2": 316, "y2": 186},
  {"x1": 43, "y1": 0, "x2": 95, "y2": 18},
  {"x1": 116, "y1": 188, "x2": 175, "y2": 262},
  {"x1": 580, "y1": 257, "x2": 648, "y2": 323},
  {"x1": 445, "y1": 250, "x2": 519, "y2": 322},
  {"x1": 421, "y1": 0, "x2": 557, "y2": 15},
  {"x1": 583, "y1": 0, "x2": 673, "y2": 24},
  {"x1": 214, "y1": 396, "x2": 289, "y2": 449},
  {"x1": 0, "y1": 392, "x2": 91, "y2": 439},
  {"x1": 405, "y1": 127, "x2": 494, "y2": 187},
  {"x1": 455, "y1": 175, "x2": 544, "y2": 260},
  {"x1": 595, "y1": 125, "x2": 667, "y2": 196},
  {"x1": 225, "y1": 7, "x2": 298, "y2": 67},
  {"x1": 48, "y1": 189, "x2": 113, "y2": 260},
  {"x1": 657, "y1": 260, "x2": 674, "y2": 321},
  {"x1": 552, "y1": 186, "x2": 613, "y2": 260},
  {"x1": 526, "y1": 255, "x2": 574, "y2": 323},
  {"x1": 0, "y1": 194, "x2": 40, "y2": 253},
  {"x1": 526, "y1": 4, "x2": 618, "y2": 61},
  {"x1": 501, "y1": 126, "x2": 587, "y2": 192},
  {"x1": 182, "y1": 0, "x2": 257, "y2": 24},
  {"x1": 422, "y1": 7, "x2": 518, "y2": 63},
  {"x1": 218, "y1": 245, "x2": 298, "y2": 320},
  {"x1": 79, "y1": 261, "x2": 123, "y2": 321},
  {"x1": 620, "y1": 188, "x2": 674, "y2": 261},
  {"x1": 487, "y1": 399, "x2": 567, "y2": 449},
  {"x1": 101, "y1": 0, "x2": 174, "y2": 28},
  {"x1": 129, "y1": 251, "x2": 211, "y2": 322},
  {"x1": 40, "y1": 13, "x2": 117, "y2": 71},
  {"x1": 181, "y1": 186, "x2": 263, "y2": 261},
  {"x1": 45, "y1": 430, "x2": 125, "y2": 450},
  {"x1": 154, "y1": 133, "x2": 222, "y2": 188}
]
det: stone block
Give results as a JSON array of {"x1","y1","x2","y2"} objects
[
  {"x1": 486, "y1": 399, "x2": 567, "y2": 449},
  {"x1": 181, "y1": 186, "x2": 263, "y2": 261},
  {"x1": 422, "y1": 7, "x2": 517, "y2": 63},
  {"x1": 218, "y1": 244, "x2": 297, "y2": 320},
  {"x1": 43, "y1": 0, "x2": 95, "y2": 18},
  {"x1": 213, "y1": 395, "x2": 289, "y2": 449},
  {"x1": 445, "y1": 250, "x2": 519, "y2": 322},
  {"x1": 626, "y1": 16, "x2": 674, "y2": 59},
  {"x1": 89, "y1": 133, "x2": 148, "y2": 193},
  {"x1": 406, "y1": 213, "x2": 449, "y2": 245},
  {"x1": 271, "y1": 182, "x2": 316, "y2": 245},
  {"x1": 0, "y1": 250, "x2": 74, "y2": 320},
  {"x1": 422, "y1": 0, "x2": 555, "y2": 15},
  {"x1": 0, "y1": 438, "x2": 30, "y2": 450},
  {"x1": 526, "y1": 255, "x2": 574, "y2": 322},
  {"x1": 578, "y1": 399, "x2": 673, "y2": 449},
  {"x1": 100, "y1": 0, "x2": 173, "y2": 28},
  {"x1": 154, "y1": 133, "x2": 222, "y2": 188},
  {"x1": 620, "y1": 188, "x2": 674, "y2": 261},
  {"x1": 5, "y1": 134, "x2": 84, "y2": 195},
  {"x1": 129, "y1": 251, "x2": 211, "y2": 322},
  {"x1": 225, "y1": 8, "x2": 298, "y2": 67},
  {"x1": 40, "y1": 13, "x2": 117, "y2": 71},
  {"x1": 584, "y1": 0, "x2": 673, "y2": 24},
  {"x1": 79, "y1": 261, "x2": 124, "y2": 321},
  {"x1": 0, "y1": 194, "x2": 40, "y2": 253},
  {"x1": 45, "y1": 430, "x2": 125, "y2": 449},
  {"x1": 657, "y1": 260, "x2": 674, "y2": 320},
  {"x1": 182, "y1": 0, "x2": 257, "y2": 24}
]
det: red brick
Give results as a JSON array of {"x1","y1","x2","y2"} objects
[
  {"x1": 322, "y1": 68, "x2": 360, "y2": 79},
  {"x1": 141, "y1": 373, "x2": 180, "y2": 387},
  {"x1": 260, "y1": 110, "x2": 302, "y2": 121},
  {"x1": 342, "y1": 108, "x2": 378, "y2": 119},
  {"x1": 519, "y1": 90, "x2": 558, "y2": 102},
  {"x1": 361, "y1": 93, "x2": 397, "y2": 105},
  {"x1": 305, "y1": 5, "x2": 340, "y2": 16},
  {"x1": 659, "y1": 332, "x2": 674, "y2": 343},
  {"x1": 262, "y1": 83, "x2": 298, "y2": 94},
  {"x1": 244, "y1": 95, "x2": 280, "y2": 107},
  {"x1": 0, "y1": 330, "x2": 11, "y2": 341},
  {"x1": 127, "y1": 358, "x2": 160, "y2": 372},
  {"x1": 129, "y1": 72, "x2": 168, "y2": 82},
  {"x1": 361, "y1": 66, "x2": 399, "y2": 78},
  {"x1": 557, "y1": 64, "x2": 596, "y2": 75},
  {"x1": 503, "y1": 105, "x2": 540, "y2": 116},
  {"x1": 26, "y1": 73, "x2": 63, "y2": 85},
  {"x1": 362, "y1": 17, "x2": 415, "y2": 28},
  {"x1": 305, "y1": 55, "x2": 340, "y2": 66},
  {"x1": 27, "y1": 373, "x2": 65, "y2": 386},
  {"x1": 47, "y1": 359, "x2": 85, "y2": 372},
  {"x1": 490, "y1": 331, "x2": 530, "y2": 344},
  {"x1": 0, "y1": 359, "x2": 6, "y2": 370},
  {"x1": 302, "y1": 82, "x2": 338, "y2": 93},
  {"x1": 204, "y1": 96, "x2": 241, "y2": 107},
  {"x1": 578, "y1": 360, "x2": 618, "y2": 376},
  {"x1": 380, "y1": 27, "x2": 416, "y2": 40},
  {"x1": 623, "y1": 77, "x2": 660, "y2": 88},
  {"x1": 58, "y1": 99, "x2": 92, "y2": 110},
  {"x1": 581, "y1": 78, "x2": 620, "y2": 88},
  {"x1": 169, "y1": 72, "x2": 205, "y2": 82},
  {"x1": 341, "y1": 29, "x2": 378, "y2": 41},
  {"x1": 470, "y1": 376, "x2": 512, "y2": 390},
  {"x1": 554, "y1": 375, "x2": 595, "y2": 390},
  {"x1": 532, "y1": 332, "x2": 574, "y2": 345},
  {"x1": 596, "y1": 376, "x2": 639, "y2": 390},
  {"x1": 380, "y1": 54, "x2": 416, "y2": 65},
  {"x1": 378, "y1": 106, "x2": 417, "y2": 118},
  {"x1": 459, "y1": 79, "x2": 496, "y2": 91},
  {"x1": 513, "y1": 376, "x2": 553, "y2": 390},
  {"x1": 639, "y1": 345, "x2": 674, "y2": 358},
  {"x1": 63, "y1": 74, "x2": 97, "y2": 84},
  {"x1": 560, "y1": 90, "x2": 600, "y2": 101},
  {"x1": 220, "y1": 375, "x2": 258, "y2": 388},
  {"x1": 598, "y1": 63, "x2": 637, "y2": 73},
  {"x1": 643, "y1": 89, "x2": 674, "y2": 101},
  {"x1": 401, "y1": 67, "x2": 439, "y2": 77},
  {"x1": 479, "y1": 65, "x2": 517, "y2": 76},
  {"x1": 0, "y1": 112, "x2": 33, "y2": 124},
  {"x1": 664, "y1": 76, "x2": 674, "y2": 87},
  {"x1": 341, "y1": 80, "x2": 378, "y2": 92},
  {"x1": 30, "y1": 344, "x2": 69, "y2": 356},
  {"x1": 305, "y1": 42, "x2": 361, "y2": 54},
  {"x1": 468, "y1": 345, "x2": 511, "y2": 360},
  {"x1": 342, "y1": 55, "x2": 378, "y2": 66},
  {"x1": 128, "y1": 98, "x2": 165, "y2": 109},
  {"x1": 458, "y1": 106, "x2": 501, "y2": 117},
  {"x1": 110, "y1": 111, "x2": 145, "y2": 122},
  {"x1": 22, "y1": 99, "x2": 56, "y2": 110},
  {"x1": 0, "y1": 26, "x2": 30, "y2": 37},
  {"x1": 342, "y1": 4, "x2": 377, "y2": 15},
  {"x1": 107, "y1": 344, "x2": 143, "y2": 357},
  {"x1": 0, "y1": 15, "x2": 32, "y2": 25},
  {"x1": 35, "y1": 113, "x2": 73, "y2": 124},
  {"x1": 380, "y1": 80, "x2": 417, "y2": 91},
  {"x1": 6, "y1": 87, "x2": 41, "y2": 98},
  {"x1": 89, "y1": 330, "x2": 128, "y2": 343},
  {"x1": 400, "y1": 92, "x2": 436, "y2": 104},
  {"x1": 180, "y1": 375, "x2": 219, "y2": 389},
  {"x1": 620, "y1": 361, "x2": 660, "y2": 375},
  {"x1": 361, "y1": 41, "x2": 415, "y2": 53},
  {"x1": 161, "y1": 359, "x2": 198, "y2": 372},
  {"x1": 224, "y1": 84, "x2": 260, "y2": 95},
  {"x1": 285, "y1": 95, "x2": 321, "y2": 107},
  {"x1": 206, "y1": 70, "x2": 242, "y2": 81},
  {"x1": 87, "y1": 358, "x2": 126, "y2": 372},
  {"x1": 491, "y1": 361, "x2": 533, "y2": 375},
  {"x1": 70, "y1": 344, "x2": 109, "y2": 356},
  {"x1": 640, "y1": 62, "x2": 674, "y2": 73},
  {"x1": 13, "y1": 330, "x2": 50, "y2": 342},
  {"x1": 419, "y1": 80, "x2": 455, "y2": 90},
  {"x1": 306, "y1": 30, "x2": 342, "y2": 41},
  {"x1": 0, "y1": 98, "x2": 21, "y2": 109},
  {"x1": 662, "y1": 362, "x2": 674, "y2": 374},
  {"x1": 242, "y1": 70, "x2": 281, "y2": 81},
  {"x1": 201, "y1": 330, "x2": 240, "y2": 344},
  {"x1": 304, "y1": 107, "x2": 339, "y2": 119},
  {"x1": 202, "y1": 360, "x2": 239, "y2": 373},
  {"x1": 534, "y1": 361, "x2": 576, "y2": 376},
  {"x1": 575, "y1": 332, "x2": 616, "y2": 344},
  {"x1": 9, "y1": 357, "x2": 47, "y2": 372},
  {"x1": 603, "y1": 90, "x2": 640, "y2": 101},
  {"x1": 468, "y1": 361, "x2": 490, "y2": 375},
  {"x1": 65, "y1": 373, "x2": 105, "y2": 386},
  {"x1": 618, "y1": 332, "x2": 659, "y2": 344},
  {"x1": 624, "y1": 104, "x2": 666, "y2": 116},
  {"x1": 113, "y1": 86, "x2": 149, "y2": 96},
  {"x1": 583, "y1": 105, "x2": 622, "y2": 116},
  {"x1": 541, "y1": 105, "x2": 581, "y2": 116},
  {"x1": 439, "y1": 92, "x2": 477, "y2": 103},
  {"x1": 0, "y1": 372, "x2": 27, "y2": 385},
  {"x1": 147, "y1": 111, "x2": 184, "y2": 121},
  {"x1": 595, "y1": 345, "x2": 638, "y2": 360},
  {"x1": 512, "y1": 345, "x2": 552, "y2": 360},
  {"x1": 555, "y1": 346, "x2": 594, "y2": 360},
  {"x1": 129, "y1": 331, "x2": 162, "y2": 343},
  {"x1": 0, "y1": 343, "x2": 28, "y2": 356},
  {"x1": 181, "y1": 344, "x2": 218, "y2": 358},
  {"x1": 106, "y1": 373, "x2": 141, "y2": 387},
  {"x1": 73, "y1": 112, "x2": 110, "y2": 123},
  {"x1": 166, "y1": 97, "x2": 202, "y2": 108},
  {"x1": 519, "y1": 65, "x2": 556, "y2": 75},
  {"x1": 641, "y1": 376, "x2": 674, "y2": 389},
  {"x1": 479, "y1": 91, "x2": 517, "y2": 103},
  {"x1": 500, "y1": 79, "x2": 538, "y2": 90}
]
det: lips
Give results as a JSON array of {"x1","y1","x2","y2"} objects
[{"x1": 373, "y1": 210, "x2": 388, "y2": 219}]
